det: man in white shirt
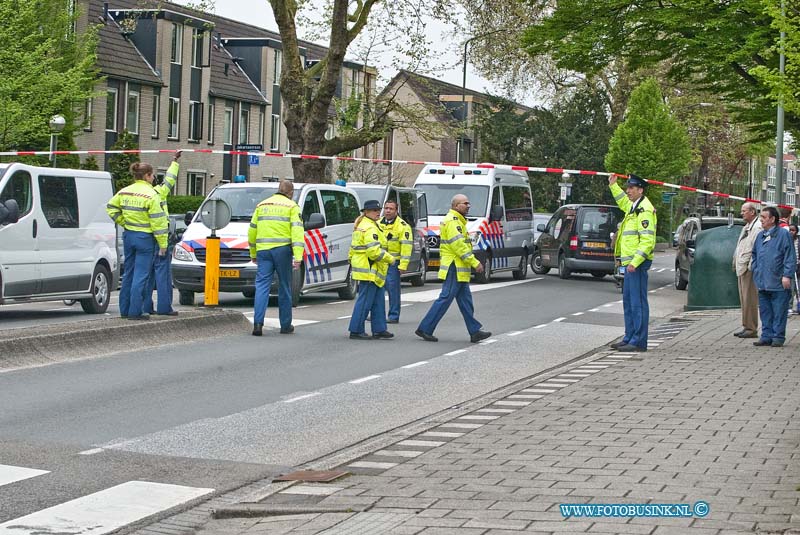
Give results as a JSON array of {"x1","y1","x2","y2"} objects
[{"x1": 732, "y1": 202, "x2": 762, "y2": 338}]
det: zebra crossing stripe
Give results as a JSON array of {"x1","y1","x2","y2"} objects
[
  {"x1": 0, "y1": 481, "x2": 213, "y2": 535},
  {"x1": 0, "y1": 464, "x2": 49, "y2": 487}
]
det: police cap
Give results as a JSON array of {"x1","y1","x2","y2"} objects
[
  {"x1": 361, "y1": 199, "x2": 381, "y2": 211},
  {"x1": 626, "y1": 174, "x2": 647, "y2": 189}
]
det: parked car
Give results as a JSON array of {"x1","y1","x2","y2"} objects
[
  {"x1": 345, "y1": 183, "x2": 429, "y2": 287},
  {"x1": 531, "y1": 204, "x2": 623, "y2": 279},
  {"x1": 674, "y1": 215, "x2": 743, "y2": 290}
]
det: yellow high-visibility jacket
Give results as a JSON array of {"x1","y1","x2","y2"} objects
[
  {"x1": 349, "y1": 216, "x2": 395, "y2": 287},
  {"x1": 106, "y1": 180, "x2": 169, "y2": 249},
  {"x1": 439, "y1": 209, "x2": 480, "y2": 282},
  {"x1": 380, "y1": 216, "x2": 413, "y2": 270},
  {"x1": 610, "y1": 182, "x2": 657, "y2": 267},
  {"x1": 153, "y1": 161, "x2": 179, "y2": 216},
  {"x1": 248, "y1": 193, "x2": 304, "y2": 262}
]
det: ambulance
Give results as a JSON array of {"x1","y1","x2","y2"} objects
[{"x1": 413, "y1": 165, "x2": 534, "y2": 282}]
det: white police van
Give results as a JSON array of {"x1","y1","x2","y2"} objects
[
  {"x1": 172, "y1": 182, "x2": 361, "y2": 306},
  {"x1": 0, "y1": 163, "x2": 118, "y2": 313},
  {"x1": 413, "y1": 165, "x2": 534, "y2": 283}
]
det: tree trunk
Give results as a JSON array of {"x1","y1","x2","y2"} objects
[{"x1": 291, "y1": 158, "x2": 331, "y2": 184}]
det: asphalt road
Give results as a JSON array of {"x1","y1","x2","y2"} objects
[{"x1": 0, "y1": 254, "x2": 678, "y2": 527}]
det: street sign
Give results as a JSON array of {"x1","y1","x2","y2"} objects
[
  {"x1": 662, "y1": 192, "x2": 678, "y2": 203},
  {"x1": 248, "y1": 155, "x2": 260, "y2": 166},
  {"x1": 560, "y1": 186, "x2": 568, "y2": 201},
  {"x1": 235, "y1": 143, "x2": 263, "y2": 151},
  {"x1": 200, "y1": 198, "x2": 232, "y2": 231}
]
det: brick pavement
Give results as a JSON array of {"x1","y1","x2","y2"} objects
[{"x1": 187, "y1": 311, "x2": 800, "y2": 535}]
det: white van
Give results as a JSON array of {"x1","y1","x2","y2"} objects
[
  {"x1": 172, "y1": 182, "x2": 361, "y2": 306},
  {"x1": 413, "y1": 165, "x2": 534, "y2": 283},
  {"x1": 346, "y1": 183, "x2": 429, "y2": 286},
  {"x1": 0, "y1": 163, "x2": 118, "y2": 313}
]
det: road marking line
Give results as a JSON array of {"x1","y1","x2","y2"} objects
[
  {"x1": 480, "y1": 339, "x2": 498, "y2": 345},
  {"x1": 44, "y1": 307, "x2": 76, "y2": 312},
  {"x1": 402, "y1": 361, "x2": 429, "y2": 369},
  {"x1": 421, "y1": 431, "x2": 464, "y2": 438},
  {"x1": 495, "y1": 400, "x2": 531, "y2": 407},
  {"x1": 0, "y1": 481, "x2": 212, "y2": 534},
  {"x1": 444, "y1": 349, "x2": 466, "y2": 356},
  {"x1": 401, "y1": 277, "x2": 542, "y2": 303},
  {"x1": 547, "y1": 378, "x2": 579, "y2": 383},
  {"x1": 77, "y1": 448, "x2": 105, "y2": 456},
  {"x1": 296, "y1": 305, "x2": 310, "y2": 309},
  {"x1": 520, "y1": 388, "x2": 555, "y2": 393},
  {"x1": 348, "y1": 461, "x2": 397, "y2": 469},
  {"x1": 506, "y1": 330, "x2": 524, "y2": 336},
  {"x1": 509, "y1": 394, "x2": 544, "y2": 399},
  {"x1": 533, "y1": 324, "x2": 548, "y2": 329},
  {"x1": 571, "y1": 312, "x2": 584, "y2": 316},
  {"x1": 477, "y1": 408, "x2": 515, "y2": 414},
  {"x1": 535, "y1": 382, "x2": 568, "y2": 388},
  {"x1": 280, "y1": 485, "x2": 343, "y2": 496},
  {"x1": 558, "y1": 374, "x2": 591, "y2": 378},
  {"x1": 327, "y1": 300, "x2": 349, "y2": 305},
  {"x1": 657, "y1": 268, "x2": 666, "y2": 272},
  {"x1": 401, "y1": 304, "x2": 412, "y2": 307},
  {"x1": 457, "y1": 415, "x2": 500, "y2": 421},
  {"x1": 283, "y1": 393, "x2": 321, "y2": 403},
  {"x1": 397, "y1": 439, "x2": 445, "y2": 447},
  {"x1": 0, "y1": 464, "x2": 50, "y2": 487},
  {"x1": 602, "y1": 303, "x2": 616, "y2": 307},
  {"x1": 588, "y1": 308, "x2": 601, "y2": 312},
  {"x1": 350, "y1": 375, "x2": 381, "y2": 384},
  {"x1": 436, "y1": 423, "x2": 484, "y2": 429},
  {"x1": 373, "y1": 450, "x2": 424, "y2": 458},
  {"x1": 553, "y1": 317, "x2": 566, "y2": 322},
  {"x1": 649, "y1": 290, "x2": 657, "y2": 293},
  {"x1": 572, "y1": 368, "x2": 601, "y2": 373},
  {"x1": 605, "y1": 355, "x2": 633, "y2": 359},
  {"x1": 577, "y1": 365, "x2": 609, "y2": 369},
  {"x1": 336, "y1": 315, "x2": 352, "y2": 320}
]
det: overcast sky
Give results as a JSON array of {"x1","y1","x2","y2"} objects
[{"x1": 176, "y1": 0, "x2": 505, "y2": 97}]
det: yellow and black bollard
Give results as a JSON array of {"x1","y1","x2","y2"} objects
[{"x1": 204, "y1": 234, "x2": 220, "y2": 306}]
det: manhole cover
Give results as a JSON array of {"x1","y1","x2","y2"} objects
[{"x1": 274, "y1": 470, "x2": 348, "y2": 482}]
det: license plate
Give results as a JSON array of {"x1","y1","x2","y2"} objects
[
  {"x1": 584, "y1": 241, "x2": 606, "y2": 248},
  {"x1": 219, "y1": 269, "x2": 240, "y2": 278},
  {"x1": 428, "y1": 259, "x2": 440, "y2": 267}
]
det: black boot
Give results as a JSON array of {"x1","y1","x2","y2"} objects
[{"x1": 252, "y1": 323, "x2": 263, "y2": 336}]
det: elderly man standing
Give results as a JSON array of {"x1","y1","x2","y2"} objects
[
  {"x1": 732, "y1": 202, "x2": 762, "y2": 338},
  {"x1": 751, "y1": 206, "x2": 797, "y2": 347}
]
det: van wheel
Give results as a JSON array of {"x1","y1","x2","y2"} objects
[
  {"x1": 337, "y1": 268, "x2": 357, "y2": 299},
  {"x1": 292, "y1": 265, "x2": 304, "y2": 307},
  {"x1": 531, "y1": 250, "x2": 550, "y2": 275},
  {"x1": 558, "y1": 253, "x2": 571, "y2": 279},
  {"x1": 409, "y1": 255, "x2": 427, "y2": 287},
  {"x1": 179, "y1": 290, "x2": 195, "y2": 306},
  {"x1": 512, "y1": 253, "x2": 528, "y2": 280},
  {"x1": 80, "y1": 264, "x2": 111, "y2": 314},
  {"x1": 675, "y1": 266, "x2": 688, "y2": 290},
  {"x1": 474, "y1": 254, "x2": 492, "y2": 284},
  {"x1": 242, "y1": 289, "x2": 256, "y2": 299}
]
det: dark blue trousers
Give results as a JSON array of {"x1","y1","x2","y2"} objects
[
  {"x1": 253, "y1": 246, "x2": 293, "y2": 329},
  {"x1": 385, "y1": 264, "x2": 401, "y2": 321},
  {"x1": 758, "y1": 289, "x2": 790, "y2": 344},
  {"x1": 417, "y1": 265, "x2": 482, "y2": 336},
  {"x1": 146, "y1": 250, "x2": 174, "y2": 314},
  {"x1": 349, "y1": 281, "x2": 387, "y2": 335},
  {"x1": 622, "y1": 260, "x2": 651, "y2": 348},
  {"x1": 119, "y1": 230, "x2": 156, "y2": 318}
]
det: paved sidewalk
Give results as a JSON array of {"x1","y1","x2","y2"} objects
[{"x1": 191, "y1": 310, "x2": 800, "y2": 535}]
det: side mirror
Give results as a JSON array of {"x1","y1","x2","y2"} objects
[
  {"x1": 489, "y1": 204, "x2": 504, "y2": 222},
  {"x1": 672, "y1": 237, "x2": 679, "y2": 248},
  {"x1": 686, "y1": 239, "x2": 696, "y2": 249},
  {"x1": 304, "y1": 212, "x2": 325, "y2": 231},
  {"x1": 184, "y1": 211, "x2": 195, "y2": 226},
  {"x1": 536, "y1": 223, "x2": 546, "y2": 233},
  {"x1": 0, "y1": 199, "x2": 20, "y2": 225}
]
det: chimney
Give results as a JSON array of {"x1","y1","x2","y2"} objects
[{"x1": 103, "y1": 2, "x2": 109, "y2": 22}]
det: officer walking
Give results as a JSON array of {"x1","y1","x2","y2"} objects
[
  {"x1": 380, "y1": 199, "x2": 413, "y2": 323},
  {"x1": 146, "y1": 150, "x2": 181, "y2": 316},
  {"x1": 249, "y1": 180, "x2": 304, "y2": 337},
  {"x1": 608, "y1": 174, "x2": 657, "y2": 352},
  {"x1": 106, "y1": 161, "x2": 169, "y2": 320},
  {"x1": 415, "y1": 194, "x2": 491, "y2": 343},
  {"x1": 349, "y1": 199, "x2": 396, "y2": 340}
]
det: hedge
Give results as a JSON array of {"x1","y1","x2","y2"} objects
[{"x1": 168, "y1": 196, "x2": 205, "y2": 215}]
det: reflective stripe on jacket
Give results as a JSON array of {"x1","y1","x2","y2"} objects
[
  {"x1": 380, "y1": 217, "x2": 413, "y2": 270},
  {"x1": 610, "y1": 183, "x2": 657, "y2": 268},
  {"x1": 438, "y1": 209, "x2": 480, "y2": 282},
  {"x1": 106, "y1": 180, "x2": 169, "y2": 249},
  {"x1": 248, "y1": 193, "x2": 304, "y2": 261},
  {"x1": 349, "y1": 216, "x2": 395, "y2": 287},
  {"x1": 153, "y1": 161, "x2": 179, "y2": 217}
]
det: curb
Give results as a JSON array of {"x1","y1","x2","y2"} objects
[
  {"x1": 212, "y1": 504, "x2": 372, "y2": 519},
  {"x1": 0, "y1": 309, "x2": 250, "y2": 371}
]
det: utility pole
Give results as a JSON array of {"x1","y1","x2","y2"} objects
[{"x1": 775, "y1": 0, "x2": 786, "y2": 205}]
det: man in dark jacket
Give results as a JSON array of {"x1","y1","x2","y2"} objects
[{"x1": 751, "y1": 206, "x2": 797, "y2": 347}]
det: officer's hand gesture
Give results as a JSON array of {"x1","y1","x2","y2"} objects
[
  {"x1": 173, "y1": 150, "x2": 182, "y2": 161},
  {"x1": 608, "y1": 174, "x2": 618, "y2": 186}
]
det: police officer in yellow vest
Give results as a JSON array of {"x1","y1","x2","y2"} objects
[
  {"x1": 380, "y1": 199, "x2": 413, "y2": 323},
  {"x1": 348, "y1": 199, "x2": 396, "y2": 340},
  {"x1": 416, "y1": 194, "x2": 491, "y2": 343},
  {"x1": 248, "y1": 180, "x2": 304, "y2": 336},
  {"x1": 106, "y1": 161, "x2": 169, "y2": 320},
  {"x1": 145, "y1": 150, "x2": 181, "y2": 316},
  {"x1": 609, "y1": 173, "x2": 657, "y2": 352}
]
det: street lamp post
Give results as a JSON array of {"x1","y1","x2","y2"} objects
[
  {"x1": 458, "y1": 31, "x2": 501, "y2": 164},
  {"x1": 775, "y1": 0, "x2": 786, "y2": 205},
  {"x1": 49, "y1": 114, "x2": 66, "y2": 167}
]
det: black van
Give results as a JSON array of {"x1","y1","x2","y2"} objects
[{"x1": 531, "y1": 204, "x2": 623, "y2": 279}]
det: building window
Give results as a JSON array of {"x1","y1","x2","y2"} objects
[
  {"x1": 207, "y1": 103, "x2": 215, "y2": 144},
  {"x1": 125, "y1": 86, "x2": 140, "y2": 134},
  {"x1": 191, "y1": 28, "x2": 203, "y2": 67},
  {"x1": 168, "y1": 97, "x2": 180, "y2": 139},
  {"x1": 258, "y1": 110, "x2": 265, "y2": 146},
  {"x1": 83, "y1": 99, "x2": 92, "y2": 132},
  {"x1": 239, "y1": 108, "x2": 249, "y2": 143},
  {"x1": 105, "y1": 88, "x2": 118, "y2": 131},
  {"x1": 270, "y1": 114, "x2": 280, "y2": 151},
  {"x1": 151, "y1": 93, "x2": 160, "y2": 138},
  {"x1": 171, "y1": 23, "x2": 183, "y2": 64},
  {"x1": 223, "y1": 106, "x2": 233, "y2": 144},
  {"x1": 273, "y1": 49, "x2": 282, "y2": 84},
  {"x1": 187, "y1": 172, "x2": 205, "y2": 196},
  {"x1": 188, "y1": 101, "x2": 202, "y2": 141}
]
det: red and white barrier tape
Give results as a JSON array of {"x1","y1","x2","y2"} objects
[{"x1": 1, "y1": 148, "x2": 793, "y2": 211}]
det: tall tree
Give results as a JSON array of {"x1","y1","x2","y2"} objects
[{"x1": 0, "y1": 0, "x2": 98, "y2": 153}]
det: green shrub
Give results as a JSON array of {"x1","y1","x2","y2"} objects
[{"x1": 169, "y1": 195, "x2": 205, "y2": 215}]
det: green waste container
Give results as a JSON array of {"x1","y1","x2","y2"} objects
[{"x1": 686, "y1": 224, "x2": 743, "y2": 310}]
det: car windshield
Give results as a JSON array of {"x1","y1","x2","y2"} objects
[
  {"x1": 204, "y1": 186, "x2": 280, "y2": 221},
  {"x1": 353, "y1": 186, "x2": 385, "y2": 205},
  {"x1": 415, "y1": 184, "x2": 489, "y2": 218}
]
